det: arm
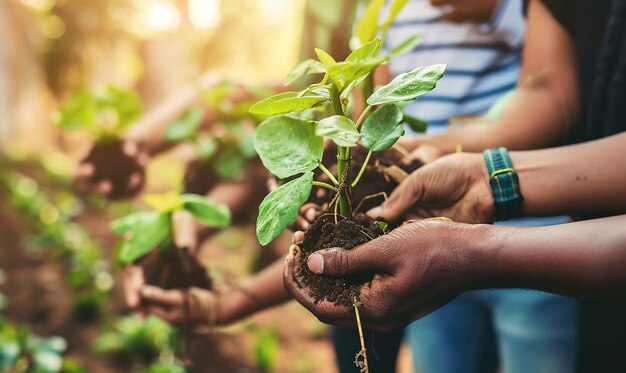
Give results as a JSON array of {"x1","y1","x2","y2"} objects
[
  {"x1": 410, "y1": 0, "x2": 580, "y2": 155},
  {"x1": 369, "y1": 132, "x2": 626, "y2": 223},
  {"x1": 284, "y1": 216, "x2": 626, "y2": 330}
]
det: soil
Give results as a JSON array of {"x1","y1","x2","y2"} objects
[
  {"x1": 140, "y1": 247, "x2": 213, "y2": 291},
  {"x1": 183, "y1": 159, "x2": 220, "y2": 195},
  {"x1": 82, "y1": 140, "x2": 145, "y2": 199},
  {"x1": 295, "y1": 215, "x2": 385, "y2": 307},
  {"x1": 298, "y1": 145, "x2": 423, "y2": 306}
]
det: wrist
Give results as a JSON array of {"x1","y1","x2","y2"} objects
[{"x1": 463, "y1": 223, "x2": 507, "y2": 290}]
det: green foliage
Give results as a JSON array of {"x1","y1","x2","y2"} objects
[
  {"x1": 254, "y1": 116, "x2": 324, "y2": 179},
  {"x1": 112, "y1": 193, "x2": 231, "y2": 265},
  {"x1": 181, "y1": 194, "x2": 231, "y2": 228},
  {"x1": 250, "y1": 12, "x2": 445, "y2": 244},
  {"x1": 93, "y1": 315, "x2": 181, "y2": 360},
  {"x1": 53, "y1": 85, "x2": 142, "y2": 141},
  {"x1": 140, "y1": 361, "x2": 187, "y2": 373},
  {"x1": 164, "y1": 107, "x2": 204, "y2": 142},
  {"x1": 249, "y1": 92, "x2": 327, "y2": 117},
  {"x1": 315, "y1": 116, "x2": 359, "y2": 147},
  {"x1": 0, "y1": 318, "x2": 68, "y2": 373},
  {"x1": 367, "y1": 64, "x2": 446, "y2": 105},
  {"x1": 361, "y1": 104, "x2": 404, "y2": 151},
  {"x1": 253, "y1": 329, "x2": 279, "y2": 373},
  {"x1": 256, "y1": 172, "x2": 313, "y2": 246},
  {"x1": 402, "y1": 113, "x2": 428, "y2": 133}
]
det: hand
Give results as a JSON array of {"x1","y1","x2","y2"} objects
[
  {"x1": 123, "y1": 211, "x2": 200, "y2": 314},
  {"x1": 367, "y1": 153, "x2": 494, "y2": 224},
  {"x1": 397, "y1": 137, "x2": 446, "y2": 164},
  {"x1": 283, "y1": 220, "x2": 477, "y2": 330},
  {"x1": 430, "y1": 0, "x2": 500, "y2": 23},
  {"x1": 75, "y1": 139, "x2": 148, "y2": 199},
  {"x1": 140, "y1": 285, "x2": 218, "y2": 326}
]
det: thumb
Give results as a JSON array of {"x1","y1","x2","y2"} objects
[
  {"x1": 172, "y1": 210, "x2": 197, "y2": 252},
  {"x1": 306, "y1": 244, "x2": 384, "y2": 277},
  {"x1": 367, "y1": 171, "x2": 424, "y2": 222}
]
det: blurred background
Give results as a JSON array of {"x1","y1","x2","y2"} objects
[{"x1": 0, "y1": 0, "x2": 419, "y2": 371}]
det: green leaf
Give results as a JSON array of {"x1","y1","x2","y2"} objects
[
  {"x1": 214, "y1": 146, "x2": 247, "y2": 180},
  {"x1": 403, "y1": 113, "x2": 428, "y2": 133},
  {"x1": 116, "y1": 212, "x2": 171, "y2": 265},
  {"x1": 316, "y1": 116, "x2": 360, "y2": 147},
  {"x1": 389, "y1": 35, "x2": 422, "y2": 56},
  {"x1": 164, "y1": 107, "x2": 203, "y2": 142},
  {"x1": 314, "y1": 48, "x2": 336, "y2": 66},
  {"x1": 110, "y1": 212, "x2": 154, "y2": 234},
  {"x1": 328, "y1": 58, "x2": 386, "y2": 92},
  {"x1": 355, "y1": 0, "x2": 386, "y2": 44},
  {"x1": 256, "y1": 172, "x2": 313, "y2": 245},
  {"x1": 254, "y1": 115, "x2": 323, "y2": 179},
  {"x1": 181, "y1": 194, "x2": 231, "y2": 228},
  {"x1": 346, "y1": 38, "x2": 382, "y2": 62},
  {"x1": 196, "y1": 136, "x2": 218, "y2": 161},
  {"x1": 249, "y1": 92, "x2": 327, "y2": 116},
  {"x1": 284, "y1": 59, "x2": 326, "y2": 86},
  {"x1": 361, "y1": 104, "x2": 404, "y2": 151},
  {"x1": 381, "y1": 0, "x2": 410, "y2": 30},
  {"x1": 367, "y1": 64, "x2": 447, "y2": 105}
]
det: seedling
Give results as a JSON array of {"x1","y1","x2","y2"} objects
[
  {"x1": 53, "y1": 85, "x2": 142, "y2": 142},
  {"x1": 111, "y1": 192, "x2": 231, "y2": 266},
  {"x1": 251, "y1": 2, "x2": 445, "y2": 370}
]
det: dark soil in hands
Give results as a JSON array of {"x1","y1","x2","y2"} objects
[
  {"x1": 140, "y1": 247, "x2": 213, "y2": 290},
  {"x1": 82, "y1": 140, "x2": 145, "y2": 199},
  {"x1": 295, "y1": 215, "x2": 385, "y2": 307}
]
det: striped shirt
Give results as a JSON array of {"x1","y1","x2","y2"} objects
[{"x1": 382, "y1": 0, "x2": 525, "y2": 134}]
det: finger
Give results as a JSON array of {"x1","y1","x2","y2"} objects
[
  {"x1": 123, "y1": 266, "x2": 145, "y2": 309},
  {"x1": 292, "y1": 231, "x2": 305, "y2": 244},
  {"x1": 97, "y1": 180, "x2": 113, "y2": 195},
  {"x1": 366, "y1": 171, "x2": 424, "y2": 222},
  {"x1": 295, "y1": 216, "x2": 310, "y2": 230},
  {"x1": 283, "y1": 246, "x2": 354, "y2": 322},
  {"x1": 123, "y1": 141, "x2": 139, "y2": 157},
  {"x1": 128, "y1": 172, "x2": 142, "y2": 189},
  {"x1": 172, "y1": 210, "x2": 197, "y2": 251},
  {"x1": 306, "y1": 242, "x2": 387, "y2": 278},
  {"x1": 74, "y1": 162, "x2": 95, "y2": 180},
  {"x1": 304, "y1": 207, "x2": 320, "y2": 223},
  {"x1": 137, "y1": 152, "x2": 150, "y2": 167},
  {"x1": 145, "y1": 305, "x2": 182, "y2": 324},
  {"x1": 141, "y1": 285, "x2": 184, "y2": 306}
]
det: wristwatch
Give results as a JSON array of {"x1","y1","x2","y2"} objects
[{"x1": 483, "y1": 147, "x2": 523, "y2": 220}]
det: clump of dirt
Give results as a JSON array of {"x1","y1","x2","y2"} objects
[
  {"x1": 183, "y1": 159, "x2": 220, "y2": 195},
  {"x1": 295, "y1": 215, "x2": 385, "y2": 307},
  {"x1": 82, "y1": 140, "x2": 145, "y2": 199},
  {"x1": 139, "y1": 248, "x2": 213, "y2": 291}
]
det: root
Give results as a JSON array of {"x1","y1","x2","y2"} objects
[
  {"x1": 353, "y1": 298, "x2": 369, "y2": 373},
  {"x1": 353, "y1": 191, "x2": 388, "y2": 215}
]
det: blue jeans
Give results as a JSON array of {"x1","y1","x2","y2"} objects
[{"x1": 408, "y1": 216, "x2": 579, "y2": 373}]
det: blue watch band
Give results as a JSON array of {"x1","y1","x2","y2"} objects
[{"x1": 483, "y1": 147, "x2": 523, "y2": 220}]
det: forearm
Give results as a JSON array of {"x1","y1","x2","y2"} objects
[
  {"x1": 217, "y1": 259, "x2": 291, "y2": 324},
  {"x1": 510, "y1": 133, "x2": 626, "y2": 216},
  {"x1": 469, "y1": 215, "x2": 626, "y2": 301}
]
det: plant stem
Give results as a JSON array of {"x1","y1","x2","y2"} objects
[
  {"x1": 312, "y1": 181, "x2": 338, "y2": 192},
  {"x1": 337, "y1": 146, "x2": 352, "y2": 219},
  {"x1": 355, "y1": 105, "x2": 372, "y2": 129},
  {"x1": 318, "y1": 163, "x2": 339, "y2": 186},
  {"x1": 351, "y1": 149, "x2": 372, "y2": 188}
]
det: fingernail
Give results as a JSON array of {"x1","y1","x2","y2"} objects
[{"x1": 307, "y1": 253, "x2": 324, "y2": 274}]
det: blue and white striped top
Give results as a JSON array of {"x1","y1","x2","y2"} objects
[{"x1": 382, "y1": 0, "x2": 525, "y2": 134}]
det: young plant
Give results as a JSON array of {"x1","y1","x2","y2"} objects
[
  {"x1": 111, "y1": 192, "x2": 231, "y2": 266},
  {"x1": 251, "y1": 37, "x2": 445, "y2": 245},
  {"x1": 53, "y1": 85, "x2": 142, "y2": 143},
  {"x1": 0, "y1": 318, "x2": 69, "y2": 373}
]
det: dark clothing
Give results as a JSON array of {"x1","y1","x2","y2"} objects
[
  {"x1": 526, "y1": 1, "x2": 626, "y2": 372},
  {"x1": 332, "y1": 326, "x2": 403, "y2": 373}
]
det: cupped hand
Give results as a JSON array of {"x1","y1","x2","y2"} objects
[
  {"x1": 75, "y1": 139, "x2": 148, "y2": 199},
  {"x1": 367, "y1": 152, "x2": 495, "y2": 224},
  {"x1": 284, "y1": 219, "x2": 478, "y2": 331}
]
